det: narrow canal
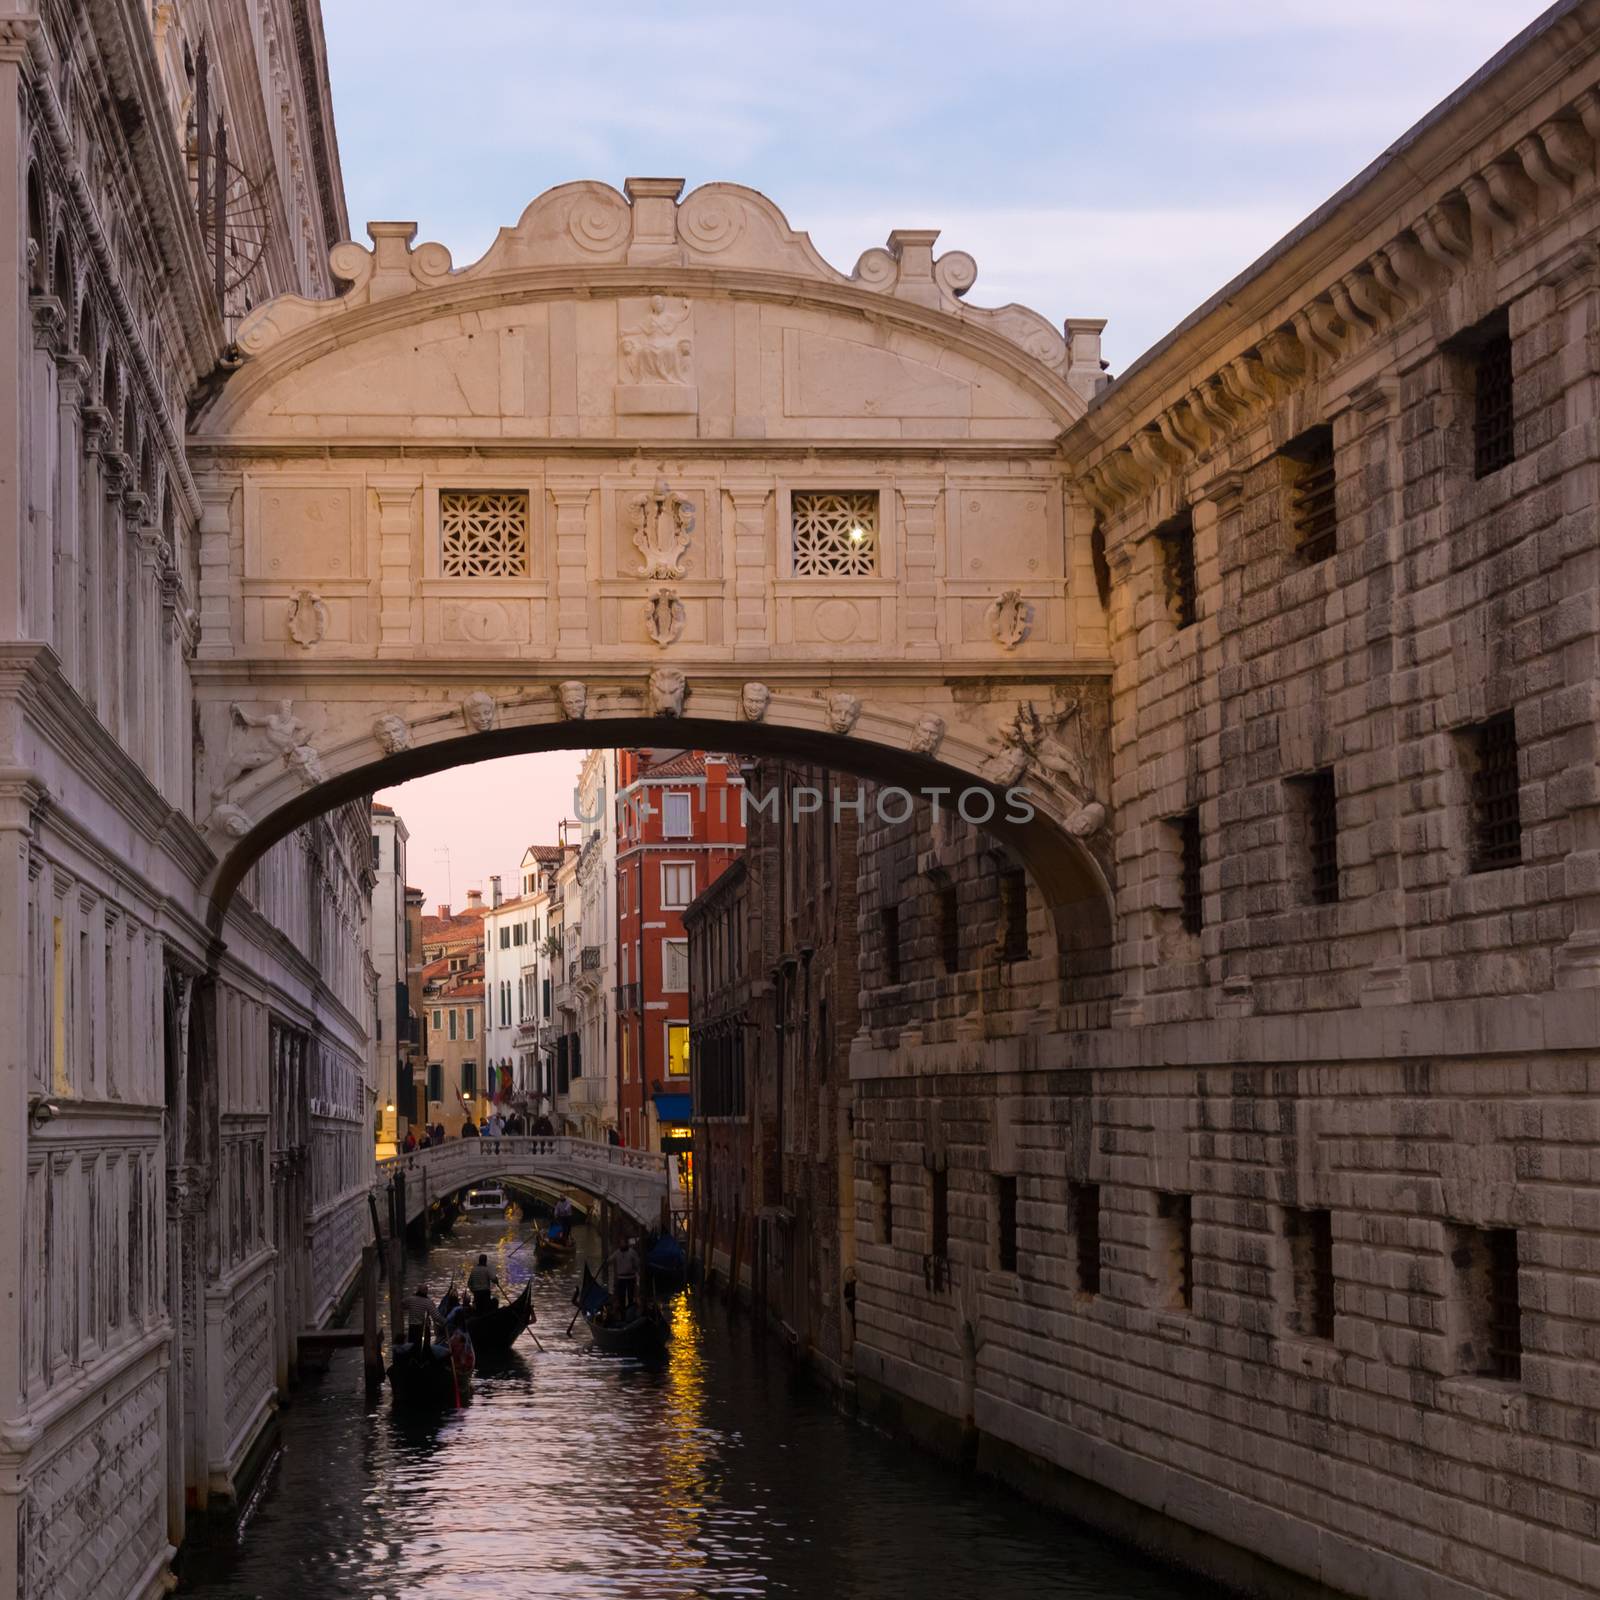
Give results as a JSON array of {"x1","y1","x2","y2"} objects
[{"x1": 177, "y1": 1208, "x2": 1223, "y2": 1600}]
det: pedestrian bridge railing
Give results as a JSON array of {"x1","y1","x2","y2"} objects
[{"x1": 374, "y1": 1135, "x2": 671, "y2": 1227}]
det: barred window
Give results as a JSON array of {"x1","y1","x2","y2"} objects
[
  {"x1": 1284, "y1": 1206, "x2": 1336, "y2": 1340},
  {"x1": 1288, "y1": 769, "x2": 1340, "y2": 905},
  {"x1": 1157, "y1": 1192, "x2": 1193, "y2": 1311},
  {"x1": 1000, "y1": 869, "x2": 1030, "y2": 961},
  {"x1": 1071, "y1": 1181, "x2": 1101, "y2": 1296},
  {"x1": 1450, "y1": 1224, "x2": 1521, "y2": 1382},
  {"x1": 939, "y1": 883, "x2": 960, "y2": 974},
  {"x1": 1156, "y1": 509, "x2": 1196, "y2": 630},
  {"x1": 1471, "y1": 310, "x2": 1515, "y2": 479},
  {"x1": 1463, "y1": 713, "x2": 1521, "y2": 872},
  {"x1": 995, "y1": 1174, "x2": 1019, "y2": 1273},
  {"x1": 1282, "y1": 424, "x2": 1337, "y2": 565},
  {"x1": 791, "y1": 490, "x2": 878, "y2": 577},
  {"x1": 440, "y1": 489, "x2": 530, "y2": 577},
  {"x1": 880, "y1": 905, "x2": 902, "y2": 985},
  {"x1": 1173, "y1": 809, "x2": 1203, "y2": 934}
]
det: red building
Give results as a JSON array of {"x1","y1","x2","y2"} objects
[{"x1": 615, "y1": 750, "x2": 745, "y2": 1151}]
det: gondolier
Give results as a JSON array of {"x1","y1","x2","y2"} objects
[
  {"x1": 607, "y1": 1238, "x2": 640, "y2": 1311},
  {"x1": 467, "y1": 1254, "x2": 501, "y2": 1313}
]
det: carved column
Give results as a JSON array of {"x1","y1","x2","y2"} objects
[
  {"x1": 371, "y1": 477, "x2": 419, "y2": 658},
  {"x1": 134, "y1": 526, "x2": 166, "y2": 783},
  {"x1": 52, "y1": 354, "x2": 88, "y2": 689},
  {"x1": 78, "y1": 405, "x2": 110, "y2": 714},
  {"x1": 724, "y1": 485, "x2": 770, "y2": 657},
  {"x1": 26, "y1": 297, "x2": 65, "y2": 645},
  {"x1": 549, "y1": 484, "x2": 593, "y2": 655},
  {"x1": 99, "y1": 452, "x2": 131, "y2": 739},
  {"x1": 195, "y1": 481, "x2": 234, "y2": 659},
  {"x1": 898, "y1": 483, "x2": 942, "y2": 658}
]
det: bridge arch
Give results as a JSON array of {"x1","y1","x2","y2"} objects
[{"x1": 187, "y1": 178, "x2": 1119, "y2": 998}]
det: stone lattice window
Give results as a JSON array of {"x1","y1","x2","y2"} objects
[
  {"x1": 440, "y1": 489, "x2": 530, "y2": 577},
  {"x1": 791, "y1": 490, "x2": 878, "y2": 576}
]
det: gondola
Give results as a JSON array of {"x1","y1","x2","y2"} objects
[
  {"x1": 644, "y1": 1233, "x2": 687, "y2": 1292},
  {"x1": 443, "y1": 1280, "x2": 535, "y2": 1359},
  {"x1": 587, "y1": 1303, "x2": 670, "y2": 1358},
  {"x1": 386, "y1": 1344, "x2": 472, "y2": 1408},
  {"x1": 535, "y1": 1225, "x2": 577, "y2": 1270}
]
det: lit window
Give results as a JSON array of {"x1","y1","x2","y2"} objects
[{"x1": 666, "y1": 1023, "x2": 690, "y2": 1079}]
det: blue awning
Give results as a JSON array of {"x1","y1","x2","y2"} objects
[{"x1": 652, "y1": 1092, "x2": 693, "y2": 1122}]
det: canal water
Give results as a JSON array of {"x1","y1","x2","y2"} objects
[{"x1": 177, "y1": 1210, "x2": 1222, "y2": 1600}]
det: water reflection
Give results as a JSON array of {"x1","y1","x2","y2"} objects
[{"x1": 177, "y1": 1212, "x2": 1223, "y2": 1599}]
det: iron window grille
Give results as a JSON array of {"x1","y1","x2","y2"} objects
[
  {"x1": 876, "y1": 1163, "x2": 894, "y2": 1244},
  {"x1": 1285, "y1": 1207, "x2": 1336, "y2": 1340},
  {"x1": 1000, "y1": 869, "x2": 1030, "y2": 961},
  {"x1": 1467, "y1": 712, "x2": 1521, "y2": 872},
  {"x1": 791, "y1": 490, "x2": 879, "y2": 577},
  {"x1": 995, "y1": 1175, "x2": 1019, "y2": 1273},
  {"x1": 1293, "y1": 769, "x2": 1340, "y2": 905},
  {"x1": 1485, "y1": 1229, "x2": 1522, "y2": 1381},
  {"x1": 880, "y1": 906, "x2": 902, "y2": 985},
  {"x1": 1283, "y1": 424, "x2": 1337, "y2": 564},
  {"x1": 1472, "y1": 312, "x2": 1515, "y2": 479},
  {"x1": 439, "y1": 489, "x2": 531, "y2": 577},
  {"x1": 1175, "y1": 810, "x2": 1203, "y2": 934},
  {"x1": 930, "y1": 1166, "x2": 949, "y2": 1259},
  {"x1": 939, "y1": 884, "x2": 961, "y2": 974},
  {"x1": 1157, "y1": 1192, "x2": 1194, "y2": 1310},
  {"x1": 1157, "y1": 510, "x2": 1197, "y2": 630},
  {"x1": 1071, "y1": 1181, "x2": 1101, "y2": 1295}
]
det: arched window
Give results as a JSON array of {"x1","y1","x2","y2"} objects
[
  {"x1": 25, "y1": 165, "x2": 45, "y2": 292},
  {"x1": 77, "y1": 296, "x2": 97, "y2": 365},
  {"x1": 50, "y1": 232, "x2": 70, "y2": 308},
  {"x1": 101, "y1": 351, "x2": 118, "y2": 424}
]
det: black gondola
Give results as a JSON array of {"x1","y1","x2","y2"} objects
[
  {"x1": 536, "y1": 1227, "x2": 577, "y2": 1271},
  {"x1": 443, "y1": 1280, "x2": 535, "y2": 1359},
  {"x1": 587, "y1": 1304, "x2": 670, "y2": 1357},
  {"x1": 386, "y1": 1345, "x2": 472, "y2": 1408}
]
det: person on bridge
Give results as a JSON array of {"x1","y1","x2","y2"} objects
[
  {"x1": 487, "y1": 1111, "x2": 505, "y2": 1136},
  {"x1": 534, "y1": 1114, "x2": 554, "y2": 1136},
  {"x1": 467, "y1": 1254, "x2": 501, "y2": 1314},
  {"x1": 462, "y1": 1118, "x2": 479, "y2": 1138},
  {"x1": 433, "y1": 1123, "x2": 446, "y2": 1143},
  {"x1": 402, "y1": 1130, "x2": 417, "y2": 1153}
]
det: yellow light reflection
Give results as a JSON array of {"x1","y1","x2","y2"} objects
[{"x1": 656, "y1": 1295, "x2": 712, "y2": 1572}]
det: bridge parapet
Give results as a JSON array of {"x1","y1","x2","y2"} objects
[{"x1": 375, "y1": 1135, "x2": 671, "y2": 1227}]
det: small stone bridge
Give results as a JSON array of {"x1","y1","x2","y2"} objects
[{"x1": 374, "y1": 1135, "x2": 672, "y2": 1229}]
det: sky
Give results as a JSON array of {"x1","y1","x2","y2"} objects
[{"x1": 354, "y1": 0, "x2": 1548, "y2": 907}]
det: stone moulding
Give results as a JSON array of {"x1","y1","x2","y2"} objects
[
  {"x1": 1074, "y1": 78, "x2": 1600, "y2": 530},
  {"x1": 221, "y1": 179, "x2": 1102, "y2": 414}
]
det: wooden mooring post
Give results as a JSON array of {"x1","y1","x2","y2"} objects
[
  {"x1": 361, "y1": 1243, "x2": 383, "y2": 1396},
  {"x1": 387, "y1": 1175, "x2": 406, "y2": 1345}
]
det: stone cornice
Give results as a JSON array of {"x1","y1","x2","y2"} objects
[
  {"x1": 1069, "y1": 0, "x2": 1600, "y2": 524},
  {"x1": 0, "y1": 642, "x2": 217, "y2": 901}
]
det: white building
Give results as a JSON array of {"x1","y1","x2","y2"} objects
[
  {"x1": 481, "y1": 845, "x2": 564, "y2": 1111},
  {"x1": 370, "y1": 803, "x2": 416, "y2": 1156}
]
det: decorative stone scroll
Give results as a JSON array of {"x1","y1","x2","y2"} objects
[
  {"x1": 643, "y1": 588, "x2": 686, "y2": 647},
  {"x1": 985, "y1": 589, "x2": 1032, "y2": 650},
  {"x1": 287, "y1": 588, "x2": 328, "y2": 648},
  {"x1": 629, "y1": 476, "x2": 694, "y2": 579}
]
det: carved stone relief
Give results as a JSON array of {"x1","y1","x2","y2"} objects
[
  {"x1": 985, "y1": 588, "x2": 1032, "y2": 650},
  {"x1": 826, "y1": 692, "x2": 862, "y2": 735},
  {"x1": 557, "y1": 680, "x2": 588, "y2": 720},
  {"x1": 372, "y1": 713, "x2": 411, "y2": 754},
  {"x1": 460, "y1": 691, "x2": 498, "y2": 732},
  {"x1": 741, "y1": 682, "x2": 771, "y2": 722},
  {"x1": 647, "y1": 667, "x2": 687, "y2": 718},
  {"x1": 643, "y1": 587, "x2": 686, "y2": 647},
  {"x1": 286, "y1": 588, "x2": 328, "y2": 648},
  {"x1": 629, "y1": 475, "x2": 694, "y2": 579}
]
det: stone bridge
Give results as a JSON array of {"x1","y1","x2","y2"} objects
[{"x1": 375, "y1": 1135, "x2": 673, "y2": 1229}]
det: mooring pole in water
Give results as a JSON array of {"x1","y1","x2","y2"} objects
[
  {"x1": 362, "y1": 1243, "x2": 382, "y2": 1396},
  {"x1": 387, "y1": 1175, "x2": 406, "y2": 1345},
  {"x1": 728, "y1": 1208, "x2": 743, "y2": 1317}
]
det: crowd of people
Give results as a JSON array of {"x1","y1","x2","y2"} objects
[{"x1": 400, "y1": 1109, "x2": 558, "y2": 1153}]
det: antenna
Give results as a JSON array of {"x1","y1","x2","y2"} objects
[{"x1": 433, "y1": 845, "x2": 452, "y2": 907}]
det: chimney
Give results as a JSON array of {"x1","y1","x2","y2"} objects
[
  {"x1": 437, "y1": 903, "x2": 451, "y2": 920},
  {"x1": 490, "y1": 874, "x2": 502, "y2": 908},
  {"x1": 466, "y1": 887, "x2": 483, "y2": 910}
]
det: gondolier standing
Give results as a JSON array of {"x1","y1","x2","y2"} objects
[
  {"x1": 467, "y1": 1254, "x2": 501, "y2": 1314},
  {"x1": 607, "y1": 1237, "x2": 640, "y2": 1312}
]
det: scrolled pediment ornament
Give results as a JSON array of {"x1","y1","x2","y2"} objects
[
  {"x1": 630, "y1": 476, "x2": 694, "y2": 579},
  {"x1": 643, "y1": 587, "x2": 686, "y2": 647}
]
